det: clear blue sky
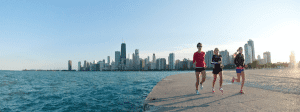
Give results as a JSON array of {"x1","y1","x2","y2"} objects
[{"x1": 1, "y1": 0, "x2": 300, "y2": 70}]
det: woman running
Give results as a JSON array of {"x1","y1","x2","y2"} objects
[
  {"x1": 231, "y1": 47, "x2": 247, "y2": 94},
  {"x1": 193, "y1": 43, "x2": 207, "y2": 94},
  {"x1": 211, "y1": 48, "x2": 223, "y2": 95}
]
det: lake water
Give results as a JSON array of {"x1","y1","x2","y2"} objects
[
  {"x1": 0, "y1": 71, "x2": 193, "y2": 111},
  {"x1": 1, "y1": 68, "x2": 299, "y2": 111}
]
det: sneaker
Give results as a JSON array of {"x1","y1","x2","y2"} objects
[
  {"x1": 200, "y1": 83, "x2": 203, "y2": 90},
  {"x1": 231, "y1": 77, "x2": 235, "y2": 83},
  {"x1": 212, "y1": 88, "x2": 215, "y2": 94},
  {"x1": 196, "y1": 90, "x2": 199, "y2": 94},
  {"x1": 219, "y1": 88, "x2": 223, "y2": 95},
  {"x1": 240, "y1": 90, "x2": 244, "y2": 94}
]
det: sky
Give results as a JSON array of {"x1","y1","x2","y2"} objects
[{"x1": 1, "y1": 0, "x2": 300, "y2": 70}]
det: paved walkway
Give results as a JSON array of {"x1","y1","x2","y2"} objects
[{"x1": 143, "y1": 71, "x2": 300, "y2": 112}]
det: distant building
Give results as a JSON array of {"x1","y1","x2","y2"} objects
[
  {"x1": 175, "y1": 59, "x2": 180, "y2": 69},
  {"x1": 220, "y1": 50, "x2": 229, "y2": 65},
  {"x1": 121, "y1": 43, "x2": 126, "y2": 70},
  {"x1": 107, "y1": 56, "x2": 110, "y2": 66},
  {"x1": 161, "y1": 58, "x2": 166, "y2": 70},
  {"x1": 115, "y1": 51, "x2": 121, "y2": 70},
  {"x1": 247, "y1": 39, "x2": 256, "y2": 61},
  {"x1": 168, "y1": 53, "x2": 175, "y2": 70},
  {"x1": 289, "y1": 51, "x2": 296, "y2": 68},
  {"x1": 205, "y1": 50, "x2": 214, "y2": 68},
  {"x1": 135, "y1": 49, "x2": 140, "y2": 70},
  {"x1": 244, "y1": 44, "x2": 253, "y2": 65},
  {"x1": 263, "y1": 51, "x2": 271, "y2": 63},
  {"x1": 68, "y1": 60, "x2": 72, "y2": 71},
  {"x1": 84, "y1": 60, "x2": 87, "y2": 71},
  {"x1": 78, "y1": 61, "x2": 81, "y2": 71}
]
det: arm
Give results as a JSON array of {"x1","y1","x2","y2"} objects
[
  {"x1": 211, "y1": 55, "x2": 218, "y2": 64},
  {"x1": 193, "y1": 54, "x2": 196, "y2": 65}
]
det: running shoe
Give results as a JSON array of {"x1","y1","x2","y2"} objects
[
  {"x1": 212, "y1": 88, "x2": 215, "y2": 94},
  {"x1": 219, "y1": 87, "x2": 223, "y2": 95},
  {"x1": 231, "y1": 77, "x2": 235, "y2": 83},
  {"x1": 196, "y1": 90, "x2": 199, "y2": 94},
  {"x1": 240, "y1": 90, "x2": 244, "y2": 94},
  {"x1": 200, "y1": 83, "x2": 203, "y2": 90}
]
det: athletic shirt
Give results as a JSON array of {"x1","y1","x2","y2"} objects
[
  {"x1": 211, "y1": 55, "x2": 222, "y2": 69},
  {"x1": 193, "y1": 51, "x2": 206, "y2": 68},
  {"x1": 234, "y1": 53, "x2": 245, "y2": 69}
]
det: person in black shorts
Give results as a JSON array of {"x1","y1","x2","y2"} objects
[
  {"x1": 193, "y1": 43, "x2": 207, "y2": 94},
  {"x1": 211, "y1": 48, "x2": 223, "y2": 94}
]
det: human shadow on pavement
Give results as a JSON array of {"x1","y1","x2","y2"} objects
[{"x1": 146, "y1": 92, "x2": 241, "y2": 112}]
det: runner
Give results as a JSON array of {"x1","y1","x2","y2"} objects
[
  {"x1": 231, "y1": 47, "x2": 247, "y2": 94},
  {"x1": 211, "y1": 48, "x2": 223, "y2": 95},
  {"x1": 193, "y1": 43, "x2": 207, "y2": 94}
]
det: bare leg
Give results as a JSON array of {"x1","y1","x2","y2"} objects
[
  {"x1": 241, "y1": 71, "x2": 245, "y2": 90},
  {"x1": 212, "y1": 74, "x2": 217, "y2": 88},
  {"x1": 195, "y1": 72, "x2": 200, "y2": 90},
  {"x1": 219, "y1": 72, "x2": 223, "y2": 88},
  {"x1": 234, "y1": 73, "x2": 241, "y2": 82},
  {"x1": 200, "y1": 70, "x2": 206, "y2": 84}
]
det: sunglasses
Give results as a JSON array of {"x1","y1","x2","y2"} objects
[{"x1": 197, "y1": 46, "x2": 202, "y2": 47}]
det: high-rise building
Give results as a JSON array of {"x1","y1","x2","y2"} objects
[
  {"x1": 87, "y1": 62, "x2": 90, "y2": 71},
  {"x1": 68, "y1": 60, "x2": 72, "y2": 71},
  {"x1": 244, "y1": 44, "x2": 253, "y2": 65},
  {"x1": 153, "y1": 53, "x2": 156, "y2": 63},
  {"x1": 135, "y1": 49, "x2": 140, "y2": 70},
  {"x1": 263, "y1": 51, "x2": 271, "y2": 63},
  {"x1": 115, "y1": 51, "x2": 121, "y2": 69},
  {"x1": 205, "y1": 50, "x2": 214, "y2": 68},
  {"x1": 121, "y1": 43, "x2": 126, "y2": 66},
  {"x1": 168, "y1": 53, "x2": 175, "y2": 70},
  {"x1": 161, "y1": 58, "x2": 166, "y2": 70},
  {"x1": 78, "y1": 61, "x2": 81, "y2": 71},
  {"x1": 220, "y1": 50, "x2": 229, "y2": 66},
  {"x1": 175, "y1": 59, "x2": 180, "y2": 69},
  {"x1": 84, "y1": 60, "x2": 87, "y2": 71},
  {"x1": 107, "y1": 56, "x2": 110, "y2": 66},
  {"x1": 290, "y1": 51, "x2": 296, "y2": 68},
  {"x1": 247, "y1": 39, "x2": 255, "y2": 61}
]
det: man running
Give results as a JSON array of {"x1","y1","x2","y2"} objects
[
  {"x1": 193, "y1": 43, "x2": 207, "y2": 94},
  {"x1": 232, "y1": 47, "x2": 247, "y2": 94},
  {"x1": 211, "y1": 48, "x2": 223, "y2": 95}
]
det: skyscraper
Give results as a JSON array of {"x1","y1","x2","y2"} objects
[
  {"x1": 78, "y1": 61, "x2": 81, "y2": 71},
  {"x1": 247, "y1": 39, "x2": 255, "y2": 61},
  {"x1": 68, "y1": 60, "x2": 72, "y2": 71},
  {"x1": 153, "y1": 53, "x2": 156, "y2": 63},
  {"x1": 244, "y1": 44, "x2": 253, "y2": 65},
  {"x1": 115, "y1": 51, "x2": 121, "y2": 69},
  {"x1": 168, "y1": 53, "x2": 175, "y2": 70},
  {"x1": 121, "y1": 43, "x2": 126, "y2": 65},
  {"x1": 290, "y1": 51, "x2": 296, "y2": 68},
  {"x1": 263, "y1": 51, "x2": 271, "y2": 64},
  {"x1": 220, "y1": 50, "x2": 229, "y2": 66},
  {"x1": 135, "y1": 49, "x2": 140, "y2": 70},
  {"x1": 84, "y1": 60, "x2": 87, "y2": 71},
  {"x1": 107, "y1": 56, "x2": 110, "y2": 65},
  {"x1": 205, "y1": 50, "x2": 213, "y2": 68}
]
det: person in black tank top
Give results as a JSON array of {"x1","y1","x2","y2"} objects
[{"x1": 211, "y1": 48, "x2": 223, "y2": 94}]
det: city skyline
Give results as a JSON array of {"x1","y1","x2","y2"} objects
[{"x1": 1, "y1": 0, "x2": 300, "y2": 70}]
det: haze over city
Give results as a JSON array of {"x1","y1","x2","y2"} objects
[{"x1": 1, "y1": 0, "x2": 300, "y2": 70}]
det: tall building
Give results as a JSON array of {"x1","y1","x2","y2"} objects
[
  {"x1": 289, "y1": 51, "x2": 296, "y2": 68},
  {"x1": 247, "y1": 39, "x2": 255, "y2": 61},
  {"x1": 168, "y1": 53, "x2": 175, "y2": 70},
  {"x1": 244, "y1": 44, "x2": 253, "y2": 65},
  {"x1": 78, "y1": 61, "x2": 81, "y2": 71},
  {"x1": 153, "y1": 53, "x2": 156, "y2": 63},
  {"x1": 263, "y1": 51, "x2": 271, "y2": 63},
  {"x1": 161, "y1": 58, "x2": 166, "y2": 70},
  {"x1": 68, "y1": 60, "x2": 72, "y2": 71},
  {"x1": 135, "y1": 49, "x2": 140, "y2": 70},
  {"x1": 107, "y1": 56, "x2": 110, "y2": 65},
  {"x1": 175, "y1": 59, "x2": 180, "y2": 69},
  {"x1": 220, "y1": 50, "x2": 229, "y2": 66},
  {"x1": 121, "y1": 43, "x2": 126, "y2": 66},
  {"x1": 115, "y1": 51, "x2": 121, "y2": 69},
  {"x1": 84, "y1": 60, "x2": 87, "y2": 71},
  {"x1": 205, "y1": 50, "x2": 214, "y2": 68}
]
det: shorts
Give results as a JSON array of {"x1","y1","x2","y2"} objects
[
  {"x1": 195, "y1": 68, "x2": 205, "y2": 72},
  {"x1": 213, "y1": 68, "x2": 222, "y2": 74},
  {"x1": 236, "y1": 69, "x2": 244, "y2": 73}
]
